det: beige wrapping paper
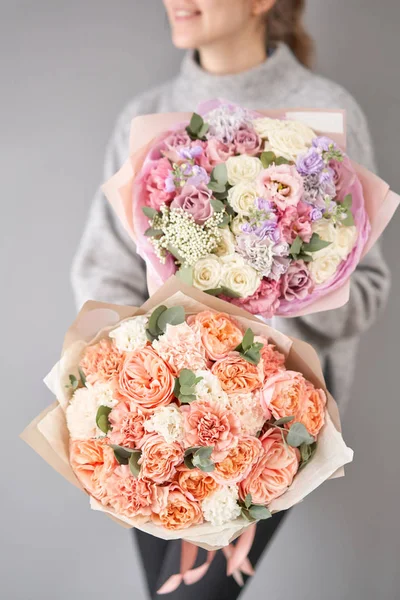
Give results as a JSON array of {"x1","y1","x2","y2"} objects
[{"x1": 20, "y1": 279, "x2": 353, "y2": 549}]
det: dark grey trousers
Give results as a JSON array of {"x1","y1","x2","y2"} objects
[{"x1": 133, "y1": 510, "x2": 288, "y2": 599}]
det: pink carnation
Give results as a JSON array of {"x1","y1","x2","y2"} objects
[
  {"x1": 108, "y1": 401, "x2": 146, "y2": 449},
  {"x1": 152, "y1": 322, "x2": 208, "y2": 376},
  {"x1": 259, "y1": 164, "x2": 303, "y2": 210},
  {"x1": 226, "y1": 278, "x2": 281, "y2": 317},
  {"x1": 182, "y1": 400, "x2": 241, "y2": 462},
  {"x1": 145, "y1": 157, "x2": 174, "y2": 210},
  {"x1": 256, "y1": 336, "x2": 286, "y2": 382},
  {"x1": 279, "y1": 201, "x2": 313, "y2": 244},
  {"x1": 104, "y1": 465, "x2": 168, "y2": 520}
]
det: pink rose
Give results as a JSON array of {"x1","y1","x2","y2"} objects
[
  {"x1": 226, "y1": 278, "x2": 281, "y2": 317},
  {"x1": 145, "y1": 158, "x2": 174, "y2": 210},
  {"x1": 170, "y1": 183, "x2": 213, "y2": 224},
  {"x1": 182, "y1": 400, "x2": 241, "y2": 462},
  {"x1": 260, "y1": 370, "x2": 308, "y2": 421},
  {"x1": 239, "y1": 428, "x2": 300, "y2": 505},
  {"x1": 259, "y1": 164, "x2": 303, "y2": 210},
  {"x1": 279, "y1": 201, "x2": 313, "y2": 244},
  {"x1": 329, "y1": 156, "x2": 356, "y2": 200},
  {"x1": 194, "y1": 139, "x2": 235, "y2": 173},
  {"x1": 139, "y1": 434, "x2": 184, "y2": 484},
  {"x1": 233, "y1": 125, "x2": 262, "y2": 156},
  {"x1": 108, "y1": 401, "x2": 146, "y2": 449},
  {"x1": 281, "y1": 261, "x2": 314, "y2": 302},
  {"x1": 104, "y1": 464, "x2": 168, "y2": 520},
  {"x1": 161, "y1": 131, "x2": 192, "y2": 162}
]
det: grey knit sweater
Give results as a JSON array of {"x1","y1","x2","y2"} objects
[{"x1": 71, "y1": 43, "x2": 390, "y2": 409}]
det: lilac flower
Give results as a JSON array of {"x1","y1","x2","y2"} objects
[
  {"x1": 164, "y1": 172, "x2": 176, "y2": 193},
  {"x1": 296, "y1": 147, "x2": 325, "y2": 176},
  {"x1": 186, "y1": 165, "x2": 210, "y2": 187},
  {"x1": 312, "y1": 136, "x2": 336, "y2": 152},
  {"x1": 235, "y1": 234, "x2": 289, "y2": 279},
  {"x1": 310, "y1": 207, "x2": 323, "y2": 221},
  {"x1": 178, "y1": 146, "x2": 203, "y2": 160}
]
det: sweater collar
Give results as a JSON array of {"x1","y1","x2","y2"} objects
[{"x1": 172, "y1": 43, "x2": 307, "y2": 110}]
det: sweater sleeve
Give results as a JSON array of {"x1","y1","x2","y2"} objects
[
  {"x1": 297, "y1": 102, "x2": 391, "y2": 341},
  {"x1": 71, "y1": 107, "x2": 148, "y2": 309}
]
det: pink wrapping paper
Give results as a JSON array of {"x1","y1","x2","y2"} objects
[{"x1": 102, "y1": 107, "x2": 399, "y2": 317}]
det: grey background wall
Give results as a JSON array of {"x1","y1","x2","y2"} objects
[{"x1": 2, "y1": 1, "x2": 399, "y2": 599}]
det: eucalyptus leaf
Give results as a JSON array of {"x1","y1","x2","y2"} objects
[
  {"x1": 195, "y1": 446, "x2": 213, "y2": 460},
  {"x1": 241, "y1": 328, "x2": 254, "y2": 351},
  {"x1": 157, "y1": 306, "x2": 185, "y2": 332},
  {"x1": 147, "y1": 305, "x2": 167, "y2": 337},
  {"x1": 96, "y1": 405, "x2": 112, "y2": 434},
  {"x1": 179, "y1": 394, "x2": 197, "y2": 404},
  {"x1": 260, "y1": 151, "x2": 276, "y2": 169},
  {"x1": 144, "y1": 227, "x2": 163, "y2": 238},
  {"x1": 184, "y1": 446, "x2": 202, "y2": 457},
  {"x1": 286, "y1": 422, "x2": 315, "y2": 448},
  {"x1": 210, "y1": 198, "x2": 225, "y2": 213},
  {"x1": 244, "y1": 494, "x2": 252, "y2": 509},
  {"x1": 179, "y1": 369, "x2": 197, "y2": 386},
  {"x1": 184, "y1": 455, "x2": 197, "y2": 470},
  {"x1": 78, "y1": 367, "x2": 87, "y2": 387},
  {"x1": 68, "y1": 374, "x2": 79, "y2": 390},
  {"x1": 165, "y1": 245, "x2": 185, "y2": 262},
  {"x1": 218, "y1": 214, "x2": 231, "y2": 228},
  {"x1": 177, "y1": 266, "x2": 193, "y2": 286},
  {"x1": 142, "y1": 206, "x2": 159, "y2": 219},
  {"x1": 204, "y1": 288, "x2": 224, "y2": 297},
  {"x1": 111, "y1": 444, "x2": 134, "y2": 465},
  {"x1": 274, "y1": 416, "x2": 295, "y2": 426},
  {"x1": 208, "y1": 181, "x2": 226, "y2": 194},
  {"x1": 299, "y1": 441, "x2": 317, "y2": 469},
  {"x1": 212, "y1": 163, "x2": 228, "y2": 185},
  {"x1": 248, "y1": 505, "x2": 272, "y2": 520},
  {"x1": 129, "y1": 450, "x2": 142, "y2": 478},
  {"x1": 241, "y1": 508, "x2": 255, "y2": 522}
]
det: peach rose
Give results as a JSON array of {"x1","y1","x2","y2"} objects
[
  {"x1": 108, "y1": 401, "x2": 146, "y2": 449},
  {"x1": 104, "y1": 465, "x2": 168, "y2": 520},
  {"x1": 116, "y1": 346, "x2": 174, "y2": 411},
  {"x1": 80, "y1": 339, "x2": 124, "y2": 385},
  {"x1": 152, "y1": 322, "x2": 207, "y2": 376},
  {"x1": 139, "y1": 434, "x2": 184, "y2": 484},
  {"x1": 70, "y1": 438, "x2": 117, "y2": 500},
  {"x1": 187, "y1": 311, "x2": 243, "y2": 361},
  {"x1": 213, "y1": 436, "x2": 263, "y2": 485},
  {"x1": 239, "y1": 428, "x2": 300, "y2": 505},
  {"x1": 176, "y1": 465, "x2": 220, "y2": 501},
  {"x1": 182, "y1": 400, "x2": 241, "y2": 461},
  {"x1": 260, "y1": 370, "x2": 308, "y2": 421},
  {"x1": 152, "y1": 484, "x2": 203, "y2": 530},
  {"x1": 212, "y1": 352, "x2": 263, "y2": 395},
  {"x1": 256, "y1": 336, "x2": 286, "y2": 382},
  {"x1": 298, "y1": 381, "x2": 327, "y2": 437}
]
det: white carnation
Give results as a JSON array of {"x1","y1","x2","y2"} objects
[
  {"x1": 202, "y1": 485, "x2": 242, "y2": 526},
  {"x1": 192, "y1": 255, "x2": 222, "y2": 291},
  {"x1": 226, "y1": 155, "x2": 263, "y2": 185},
  {"x1": 87, "y1": 381, "x2": 118, "y2": 408},
  {"x1": 144, "y1": 405, "x2": 184, "y2": 444},
  {"x1": 220, "y1": 253, "x2": 261, "y2": 298},
  {"x1": 195, "y1": 370, "x2": 229, "y2": 408},
  {"x1": 228, "y1": 392, "x2": 265, "y2": 436},
  {"x1": 109, "y1": 316, "x2": 148, "y2": 352},
  {"x1": 66, "y1": 387, "x2": 100, "y2": 440}
]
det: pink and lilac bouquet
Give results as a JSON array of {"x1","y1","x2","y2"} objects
[
  {"x1": 21, "y1": 284, "x2": 353, "y2": 590},
  {"x1": 103, "y1": 101, "x2": 399, "y2": 318}
]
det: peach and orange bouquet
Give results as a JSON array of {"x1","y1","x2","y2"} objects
[{"x1": 21, "y1": 280, "x2": 353, "y2": 590}]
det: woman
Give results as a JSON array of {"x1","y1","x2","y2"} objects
[{"x1": 72, "y1": 1, "x2": 390, "y2": 598}]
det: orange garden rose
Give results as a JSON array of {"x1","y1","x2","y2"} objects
[
  {"x1": 80, "y1": 339, "x2": 124, "y2": 384},
  {"x1": 239, "y1": 428, "x2": 300, "y2": 505},
  {"x1": 116, "y1": 346, "x2": 174, "y2": 411},
  {"x1": 211, "y1": 352, "x2": 263, "y2": 395},
  {"x1": 182, "y1": 400, "x2": 241, "y2": 461},
  {"x1": 139, "y1": 434, "x2": 184, "y2": 484},
  {"x1": 213, "y1": 436, "x2": 263, "y2": 484},
  {"x1": 187, "y1": 311, "x2": 243, "y2": 360},
  {"x1": 70, "y1": 438, "x2": 117, "y2": 500},
  {"x1": 256, "y1": 336, "x2": 286, "y2": 381},
  {"x1": 260, "y1": 370, "x2": 308, "y2": 421},
  {"x1": 152, "y1": 484, "x2": 203, "y2": 530},
  {"x1": 177, "y1": 465, "x2": 220, "y2": 501},
  {"x1": 104, "y1": 465, "x2": 168, "y2": 520},
  {"x1": 298, "y1": 381, "x2": 327, "y2": 437}
]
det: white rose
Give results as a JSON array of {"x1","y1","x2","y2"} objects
[
  {"x1": 144, "y1": 405, "x2": 184, "y2": 444},
  {"x1": 226, "y1": 155, "x2": 263, "y2": 185},
  {"x1": 309, "y1": 250, "x2": 342, "y2": 285},
  {"x1": 266, "y1": 129, "x2": 309, "y2": 162},
  {"x1": 66, "y1": 387, "x2": 100, "y2": 440},
  {"x1": 193, "y1": 255, "x2": 222, "y2": 291},
  {"x1": 228, "y1": 182, "x2": 261, "y2": 216},
  {"x1": 284, "y1": 120, "x2": 316, "y2": 145},
  {"x1": 252, "y1": 117, "x2": 287, "y2": 139},
  {"x1": 220, "y1": 253, "x2": 261, "y2": 297},
  {"x1": 213, "y1": 228, "x2": 236, "y2": 257},
  {"x1": 334, "y1": 225, "x2": 358, "y2": 260},
  {"x1": 231, "y1": 215, "x2": 249, "y2": 236},
  {"x1": 109, "y1": 316, "x2": 148, "y2": 352}
]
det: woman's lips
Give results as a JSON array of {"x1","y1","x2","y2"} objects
[{"x1": 174, "y1": 8, "x2": 201, "y2": 22}]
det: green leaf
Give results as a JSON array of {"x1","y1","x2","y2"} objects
[
  {"x1": 142, "y1": 206, "x2": 159, "y2": 219},
  {"x1": 211, "y1": 163, "x2": 228, "y2": 185},
  {"x1": 204, "y1": 287, "x2": 224, "y2": 297},
  {"x1": 218, "y1": 214, "x2": 231, "y2": 228},
  {"x1": 241, "y1": 328, "x2": 254, "y2": 351},
  {"x1": 157, "y1": 306, "x2": 185, "y2": 333},
  {"x1": 299, "y1": 441, "x2": 317, "y2": 469},
  {"x1": 195, "y1": 446, "x2": 213, "y2": 460},
  {"x1": 275, "y1": 156, "x2": 291, "y2": 165},
  {"x1": 197, "y1": 123, "x2": 209, "y2": 139},
  {"x1": 184, "y1": 446, "x2": 202, "y2": 457},
  {"x1": 184, "y1": 455, "x2": 197, "y2": 470},
  {"x1": 78, "y1": 368, "x2": 87, "y2": 387},
  {"x1": 260, "y1": 151, "x2": 276, "y2": 169},
  {"x1": 244, "y1": 494, "x2": 252, "y2": 509},
  {"x1": 248, "y1": 505, "x2": 272, "y2": 520},
  {"x1": 144, "y1": 227, "x2": 163, "y2": 238},
  {"x1": 179, "y1": 369, "x2": 197, "y2": 386},
  {"x1": 208, "y1": 181, "x2": 226, "y2": 193},
  {"x1": 188, "y1": 112, "x2": 204, "y2": 134},
  {"x1": 286, "y1": 422, "x2": 315, "y2": 448},
  {"x1": 274, "y1": 416, "x2": 295, "y2": 426},
  {"x1": 68, "y1": 374, "x2": 79, "y2": 390},
  {"x1": 96, "y1": 405, "x2": 112, "y2": 434},
  {"x1": 342, "y1": 194, "x2": 353, "y2": 209},
  {"x1": 220, "y1": 286, "x2": 241, "y2": 299},
  {"x1": 290, "y1": 235, "x2": 303, "y2": 256},
  {"x1": 179, "y1": 394, "x2": 197, "y2": 404},
  {"x1": 302, "y1": 233, "x2": 332, "y2": 254},
  {"x1": 297, "y1": 253, "x2": 314, "y2": 263},
  {"x1": 110, "y1": 444, "x2": 134, "y2": 465},
  {"x1": 129, "y1": 450, "x2": 142, "y2": 477},
  {"x1": 210, "y1": 198, "x2": 225, "y2": 213},
  {"x1": 241, "y1": 507, "x2": 255, "y2": 522},
  {"x1": 176, "y1": 266, "x2": 193, "y2": 286},
  {"x1": 341, "y1": 212, "x2": 355, "y2": 226},
  {"x1": 146, "y1": 329, "x2": 157, "y2": 343},
  {"x1": 147, "y1": 305, "x2": 167, "y2": 337}
]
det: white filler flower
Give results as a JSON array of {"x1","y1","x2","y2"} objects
[
  {"x1": 109, "y1": 316, "x2": 148, "y2": 352},
  {"x1": 202, "y1": 485, "x2": 242, "y2": 526},
  {"x1": 195, "y1": 370, "x2": 229, "y2": 407},
  {"x1": 144, "y1": 405, "x2": 185, "y2": 444},
  {"x1": 66, "y1": 387, "x2": 100, "y2": 440}
]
